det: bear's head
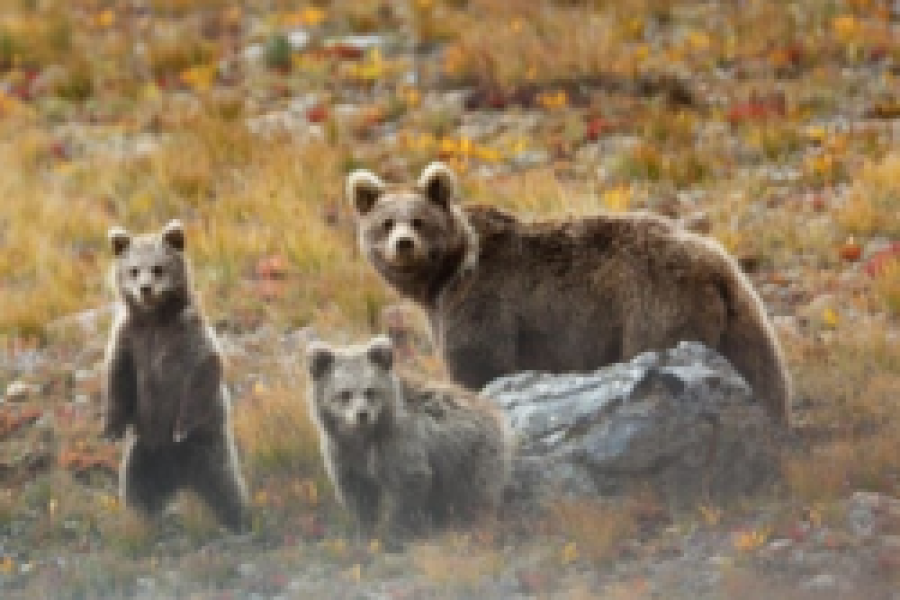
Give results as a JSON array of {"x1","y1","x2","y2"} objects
[
  {"x1": 108, "y1": 219, "x2": 190, "y2": 313},
  {"x1": 306, "y1": 336, "x2": 399, "y2": 442},
  {"x1": 347, "y1": 162, "x2": 477, "y2": 299}
]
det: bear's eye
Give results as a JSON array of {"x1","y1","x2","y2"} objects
[
  {"x1": 151, "y1": 265, "x2": 165, "y2": 278},
  {"x1": 336, "y1": 390, "x2": 352, "y2": 405},
  {"x1": 129, "y1": 267, "x2": 139, "y2": 278},
  {"x1": 363, "y1": 388, "x2": 377, "y2": 401},
  {"x1": 411, "y1": 218, "x2": 424, "y2": 231},
  {"x1": 383, "y1": 218, "x2": 394, "y2": 232}
]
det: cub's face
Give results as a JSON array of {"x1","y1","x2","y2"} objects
[
  {"x1": 348, "y1": 162, "x2": 469, "y2": 284},
  {"x1": 306, "y1": 336, "x2": 397, "y2": 441},
  {"x1": 108, "y1": 220, "x2": 188, "y2": 312}
]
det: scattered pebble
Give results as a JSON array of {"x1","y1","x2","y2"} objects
[
  {"x1": 801, "y1": 572, "x2": 837, "y2": 590},
  {"x1": 4, "y1": 381, "x2": 39, "y2": 403}
]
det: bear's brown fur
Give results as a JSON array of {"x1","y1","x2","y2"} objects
[
  {"x1": 348, "y1": 162, "x2": 792, "y2": 424},
  {"x1": 103, "y1": 220, "x2": 249, "y2": 531},
  {"x1": 306, "y1": 335, "x2": 511, "y2": 541}
]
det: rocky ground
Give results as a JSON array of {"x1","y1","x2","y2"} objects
[{"x1": 1, "y1": 0, "x2": 899, "y2": 598}]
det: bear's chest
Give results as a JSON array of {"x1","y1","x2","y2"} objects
[{"x1": 130, "y1": 326, "x2": 195, "y2": 395}]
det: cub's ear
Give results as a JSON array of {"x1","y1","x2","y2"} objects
[
  {"x1": 307, "y1": 341, "x2": 336, "y2": 380},
  {"x1": 161, "y1": 219, "x2": 185, "y2": 251},
  {"x1": 366, "y1": 335, "x2": 394, "y2": 372},
  {"x1": 347, "y1": 170, "x2": 386, "y2": 215},
  {"x1": 418, "y1": 161, "x2": 458, "y2": 208},
  {"x1": 108, "y1": 227, "x2": 131, "y2": 256}
]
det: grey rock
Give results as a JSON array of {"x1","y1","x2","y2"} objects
[
  {"x1": 801, "y1": 572, "x2": 837, "y2": 590},
  {"x1": 5, "y1": 381, "x2": 39, "y2": 403},
  {"x1": 483, "y1": 342, "x2": 781, "y2": 508},
  {"x1": 509, "y1": 149, "x2": 550, "y2": 170},
  {"x1": 243, "y1": 43, "x2": 265, "y2": 64},
  {"x1": 287, "y1": 29, "x2": 310, "y2": 51},
  {"x1": 237, "y1": 562, "x2": 257, "y2": 578}
]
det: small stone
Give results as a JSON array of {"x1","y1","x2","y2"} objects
[
  {"x1": 510, "y1": 149, "x2": 550, "y2": 169},
  {"x1": 707, "y1": 555, "x2": 732, "y2": 567},
  {"x1": 881, "y1": 535, "x2": 900, "y2": 549},
  {"x1": 73, "y1": 369, "x2": 95, "y2": 383},
  {"x1": 801, "y1": 573, "x2": 836, "y2": 590},
  {"x1": 243, "y1": 44, "x2": 264, "y2": 63},
  {"x1": 287, "y1": 29, "x2": 310, "y2": 51},
  {"x1": 767, "y1": 538, "x2": 793, "y2": 552},
  {"x1": 5, "y1": 381, "x2": 39, "y2": 402},
  {"x1": 848, "y1": 503, "x2": 875, "y2": 537},
  {"x1": 238, "y1": 562, "x2": 257, "y2": 578}
]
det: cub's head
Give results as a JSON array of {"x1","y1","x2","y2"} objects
[
  {"x1": 108, "y1": 220, "x2": 190, "y2": 313},
  {"x1": 306, "y1": 336, "x2": 400, "y2": 442},
  {"x1": 347, "y1": 162, "x2": 477, "y2": 295}
]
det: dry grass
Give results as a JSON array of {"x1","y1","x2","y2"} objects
[
  {"x1": 411, "y1": 533, "x2": 504, "y2": 588},
  {"x1": 441, "y1": 2, "x2": 632, "y2": 90},
  {"x1": 550, "y1": 498, "x2": 640, "y2": 564},
  {"x1": 873, "y1": 258, "x2": 900, "y2": 317},
  {"x1": 838, "y1": 152, "x2": 900, "y2": 236},
  {"x1": 232, "y1": 380, "x2": 324, "y2": 481},
  {"x1": 783, "y1": 324, "x2": 900, "y2": 501}
]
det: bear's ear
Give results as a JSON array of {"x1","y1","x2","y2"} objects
[
  {"x1": 108, "y1": 227, "x2": 131, "y2": 256},
  {"x1": 161, "y1": 219, "x2": 185, "y2": 251},
  {"x1": 418, "y1": 161, "x2": 458, "y2": 209},
  {"x1": 366, "y1": 335, "x2": 394, "y2": 372},
  {"x1": 347, "y1": 170, "x2": 386, "y2": 215},
  {"x1": 307, "y1": 342, "x2": 335, "y2": 380}
]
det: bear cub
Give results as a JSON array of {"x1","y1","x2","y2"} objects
[
  {"x1": 348, "y1": 162, "x2": 792, "y2": 424},
  {"x1": 102, "y1": 220, "x2": 249, "y2": 532},
  {"x1": 306, "y1": 335, "x2": 511, "y2": 541}
]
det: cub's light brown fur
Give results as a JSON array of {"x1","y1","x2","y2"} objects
[
  {"x1": 103, "y1": 220, "x2": 249, "y2": 531},
  {"x1": 306, "y1": 335, "x2": 511, "y2": 541},
  {"x1": 348, "y1": 162, "x2": 792, "y2": 424}
]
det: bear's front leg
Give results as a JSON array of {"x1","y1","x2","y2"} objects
[
  {"x1": 174, "y1": 354, "x2": 224, "y2": 443},
  {"x1": 330, "y1": 460, "x2": 381, "y2": 539},
  {"x1": 379, "y1": 447, "x2": 433, "y2": 545},
  {"x1": 380, "y1": 473, "x2": 432, "y2": 550},
  {"x1": 120, "y1": 435, "x2": 179, "y2": 519},
  {"x1": 182, "y1": 431, "x2": 250, "y2": 533},
  {"x1": 103, "y1": 337, "x2": 137, "y2": 441}
]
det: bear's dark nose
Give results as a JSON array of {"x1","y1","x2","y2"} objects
[
  {"x1": 395, "y1": 237, "x2": 414, "y2": 254},
  {"x1": 140, "y1": 284, "x2": 152, "y2": 297},
  {"x1": 357, "y1": 410, "x2": 370, "y2": 425}
]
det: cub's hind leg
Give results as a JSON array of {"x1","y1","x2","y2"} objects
[
  {"x1": 120, "y1": 435, "x2": 179, "y2": 520},
  {"x1": 181, "y1": 432, "x2": 250, "y2": 533}
]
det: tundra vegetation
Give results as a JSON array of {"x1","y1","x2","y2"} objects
[{"x1": 0, "y1": 0, "x2": 898, "y2": 597}]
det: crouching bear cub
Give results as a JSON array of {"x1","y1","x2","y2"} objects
[
  {"x1": 102, "y1": 220, "x2": 249, "y2": 532},
  {"x1": 306, "y1": 335, "x2": 511, "y2": 541},
  {"x1": 348, "y1": 162, "x2": 792, "y2": 424}
]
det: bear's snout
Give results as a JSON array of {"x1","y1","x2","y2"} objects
[{"x1": 386, "y1": 224, "x2": 422, "y2": 264}]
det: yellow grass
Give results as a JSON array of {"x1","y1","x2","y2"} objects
[{"x1": 550, "y1": 498, "x2": 639, "y2": 564}]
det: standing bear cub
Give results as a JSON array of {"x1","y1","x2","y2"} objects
[
  {"x1": 306, "y1": 335, "x2": 511, "y2": 540},
  {"x1": 102, "y1": 220, "x2": 249, "y2": 532},
  {"x1": 348, "y1": 162, "x2": 792, "y2": 424}
]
